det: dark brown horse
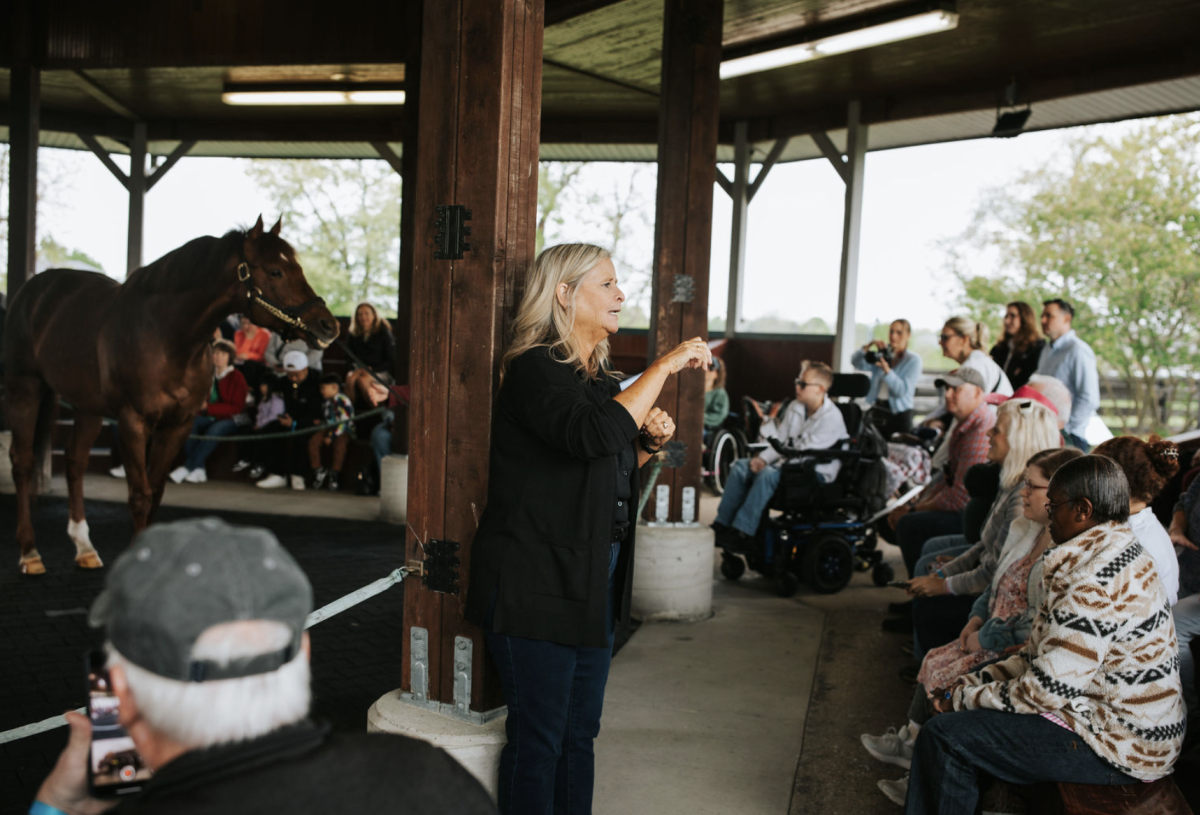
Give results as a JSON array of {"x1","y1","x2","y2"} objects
[{"x1": 3, "y1": 216, "x2": 339, "y2": 574}]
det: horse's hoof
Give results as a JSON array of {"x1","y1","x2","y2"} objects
[
  {"x1": 20, "y1": 557, "x2": 46, "y2": 576},
  {"x1": 75, "y1": 552, "x2": 105, "y2": 570}
]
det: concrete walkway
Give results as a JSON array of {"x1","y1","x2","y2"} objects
[
  {"x1": 597, "y1": 556, "x2": 824, "y2": 815},
  {"x1": 52, "y1": 472, "x2": 382, "y2": 521}
]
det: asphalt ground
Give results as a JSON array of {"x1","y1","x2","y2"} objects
[{"x1": 0, "y1": 494, "x2": 406, "y2": 813}]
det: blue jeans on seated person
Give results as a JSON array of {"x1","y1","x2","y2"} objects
[
  {"x1": 370, "y1": 410, "x2": 394, "y2": 472},
  {"x1": 907, "y1": 709, "x2": 1135, "y2": 815},
  {"x1": 913, "y1": 535, "x2": 970, "y2": 580},
  {"x1": 716, "y1": 458, "x2": 782, "y2": 536},
  {"x1": 182, "y1": 415, "x2": 239, "y2": 471},
  {"x1": 484, "y1": 542, "x2": 621, "y2": 815},
  {"x1": 897, "y1": 511, "x2": 963, "y2": 578}
]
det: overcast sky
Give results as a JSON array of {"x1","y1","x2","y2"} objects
[{"x1": 32, "y1": 121, "x2": 1114, "y2": 331}]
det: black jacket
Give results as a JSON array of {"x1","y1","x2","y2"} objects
[
  {"x1": 465, "y1": 346, "x2": 642, "y2": 648},
  {"x1": 348, "y1": 329, "x2": 395, "y2": 372},
  {"x1": 989, "y1": 338, "x2": 1045, "y2": 392},
  {"x1": 115, "y1": 720, "x2": 496, "y2": 814},
  {"x1": 283, "y1": 372, "x2": 323, "y2": 427}
]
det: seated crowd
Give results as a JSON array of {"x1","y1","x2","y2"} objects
[
  {"x1": 849, "y1": 300, "x2": 1191, "y2": 812},
  {"x1": 125, "y1": 303, "x2": 403, "y2": 495}
]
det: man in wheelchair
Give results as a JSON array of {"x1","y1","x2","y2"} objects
[{"x1": 712, "y1": 361, "x2": 848, "y2": 550}]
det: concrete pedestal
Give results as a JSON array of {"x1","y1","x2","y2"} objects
[
  {"x1": 379, "y1": 454, "x2": 408, "y2": 524},
  {"x1": 0, "y1": 431, "x2": 51, "y2": 495},
  {"x1": 631, "y1": 524, "x2": 714, "y2": 622},
  {"x1": 368, "y1": 690, "x2": 506, "y2": 798}
]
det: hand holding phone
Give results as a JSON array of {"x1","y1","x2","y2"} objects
[
  {"x1": 34, "y1": 710, "x2": 119, "y2": 815},
  {"x1": 86, "y1": 651, "x2": 151, "y2": 797}
]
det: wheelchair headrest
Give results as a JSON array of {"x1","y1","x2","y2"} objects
[
  {"x1": 836, "y1": 402, "x2": 864, "y2": 437},
  {"x1": 830, "y1": 372, "x2": 871, "y2": 399}
]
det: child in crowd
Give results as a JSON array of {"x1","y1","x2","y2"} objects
[
  {"x1": 234, "y1": 377, "x2": 287, "y2": 480},
  {"x1": 310, "y1": 373, "x2": 355, "y2": 491}
]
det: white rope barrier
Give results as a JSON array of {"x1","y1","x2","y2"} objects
[{"x1": 0, "y1": 567, "x2": 409, "y2": 746}]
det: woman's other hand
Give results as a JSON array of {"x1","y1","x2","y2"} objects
[
  {"x1": 642, "y1": 407, "x2": 675, "y2": 447},
  {"x1": 958, "y1": 617, "x2": 983, "y2": 650},
  {"x1": 749, "y1": 456, "x2": 767, "y2": 474},
  {"x1": 907, "y1": 575, "x2": 948, "y2": 598},
  {"x1": 658, "y1": 337, "x2": 712, "y2": 375},
  {"x1": 1170, "y1": 527, "x2": 1198, "y2": 551}
]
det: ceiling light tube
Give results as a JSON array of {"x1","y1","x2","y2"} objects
[
  {"x1": 221, "y1": 84, "x2": 405, "y2": 106},
  {"x1": 721, "y1": 7, "x2": 958, "y2": 79}
]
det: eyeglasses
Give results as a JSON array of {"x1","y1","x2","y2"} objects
[
  {"x1": 794, "y1": 378, "x2": 819, "y2": 389},
  {"x1": 937, "y1": 333, "x2": 962, "y2": 344},
  {"x1": 1022, "y1": 479, "x2": 1051, "y2": 492},
  {"x1": 1044, "y1": 498, "x2": 1074, "y2": 514}
]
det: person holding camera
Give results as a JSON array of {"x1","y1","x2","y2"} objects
[
  {"x1": 464, "y1": 243, "x2": 711, "y2": 815},
  {"x1": 852, "y1": 319, "x2": 923, "y2": 437}
]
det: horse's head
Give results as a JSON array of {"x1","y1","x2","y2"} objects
[{"x1": 238, "y1": 216, "x2": 340, "y2": 349}]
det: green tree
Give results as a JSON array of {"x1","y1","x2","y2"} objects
[
  {"x1": 38, "y1": 235, "x2": 105, "y2": 271},
  {"x1": 949, "y1": 114, "x2": 1200, "y2": 433},
  {"x1": 537, "y1": 162, "x2": 586, "y2": 254},
  {"x1": 245, "y1": 159, "x2": 400, "y2": 317}
]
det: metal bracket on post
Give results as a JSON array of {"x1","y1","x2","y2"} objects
[
  {"x1": 650, "y1": 484, "x2": 671, "y2": 526},
  {"x1": 671, "y1": 274, "x2": 696, "y2": 303},
  {"x1": 422, "y1": 539, "x2": 460, "y2": 594},
  {"x1": 453, "y1": 636, "x2": 473, "y2": 716},
  {"x1": 434, "y1": 205, "x2": 472, "y2": 260},
  {"x1": 410, "y1": 627, "x2": 429, "y2": 703},
  {"x1": 681, "y1": 486, "x2": 697, "y2": 525}
]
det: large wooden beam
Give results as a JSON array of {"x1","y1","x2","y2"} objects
[
  {"x1": 402, "y1": 0, "x2": 544, "y2": 712},
  {"x1": 7, "y1": 66, "x2": 39, "y2": 303},
  {"x1": 647, "y1": 0, "x2": 723, "y2": 521}
]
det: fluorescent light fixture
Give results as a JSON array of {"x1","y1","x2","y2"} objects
[
  {"x1": 221, "y1": 84, "x2": 405, "y2": 106},
  {"x1": 721, "y1": 8, "x2": 958, "y2": 79}
]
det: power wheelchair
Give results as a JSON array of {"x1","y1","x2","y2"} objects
[{"x1": 716, "y1": 373, "x2": 894, "y2": 597}]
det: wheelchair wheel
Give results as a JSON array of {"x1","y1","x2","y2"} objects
[
  {"x1": 774, "y1": 570, "x2": 800, "y2": 598},
  {"x1": 709, "y1": 429, "x2": 741, "y2": 495},
  {"x1": 801, "y1": 534, "x2": 855, "y2": 594},
  {"x1": 720, "y1": 553, "x2": 746, "y2": 581},
  {"x1": 872, "y1": 561, "x2": 895, "y2": 587}
]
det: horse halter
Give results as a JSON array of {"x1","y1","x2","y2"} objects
[{"x1": 237, "y1": 261, "x2": 326, "y2": 334}]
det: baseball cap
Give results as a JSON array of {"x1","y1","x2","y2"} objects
[
  {"x1": 984, "y1": 384, "x2": 1059, "y2": 414},
  {"x1": 89, "y1": 518, "x2": 313, "y2": 682},
  {"x1": 282, "y1": 350, "x2": 309, "y2": 372},
  {"x1": 934, "y1": 368, "x2": 987, "y2": 391}
]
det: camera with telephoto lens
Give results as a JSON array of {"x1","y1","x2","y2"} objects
[{"x1": 864, "y1": 345, "x2": 895, "y2": 366}]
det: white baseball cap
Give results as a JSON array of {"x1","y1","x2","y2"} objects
[{"x1": 282, "y1": 350, "x2": 309, "y2": 372}]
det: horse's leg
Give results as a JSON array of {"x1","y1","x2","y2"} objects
[
  {"x1": 145, "y1": 422, "x2": 193, "y2": 520},
  {"x1": 65, "y1": 413, "x2": 105, "y2": 568},
  {"x1": 117, "y1": 413, "x2": 155, "y2": 539},
  {"x1": 7, "y1": 376, "x2": 48, "y2": 575}
]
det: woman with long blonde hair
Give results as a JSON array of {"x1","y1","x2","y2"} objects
[
  {"x1": 466, "y1": 243, "x2": 710, "y2": 815},
  {"x1": 344, "y1": 301, "x2": 396, "y2": 406}
]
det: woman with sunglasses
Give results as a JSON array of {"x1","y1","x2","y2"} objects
[
  {"x1": 907, "y1": 455, "x2": 1184, "y2": 813},
  {"x1": 863, "y1": 447, "x2": 1082, "y2": 805},
  {"x1": 923, "y1": 317, "x2": 1013, "y2": 436}
]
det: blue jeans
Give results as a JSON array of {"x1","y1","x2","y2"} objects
[
  {"x1": 715, "y1": 458, "x2": 783, "y2": 536},
  {"x1": 913, "y1": 535, "x2": 970, "y2": 579},
  {"x1": 907, "y1": 709, "x2": 1134, "y2": 814},
  {"x1": 485, "y1": 543, "x2": 620, "y2": 815},
  {"x1": 1174, "y1": 596, "x2": 1200, "y2": 714},
  {"x1": 370, "y1": 411, "x2": 394, "y2": 472},
  {"x1": 182, "y1": 416, "x2": 239, "y2": 470},
  {"x1": 897, "y1": 511, "x2": 963, "y2": 578}
]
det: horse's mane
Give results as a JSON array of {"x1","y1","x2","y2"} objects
[{"x1": 122, "y1": 228, "x2": 298, "y2": 296}]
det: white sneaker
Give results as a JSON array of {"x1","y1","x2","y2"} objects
[
  {"x1": 256, "y1": 474, "x2": 287, "y2": 489},
  {"x1": 861, "y1": 724, "x2": 915, "y2": 769},
  {"x1": 877, "y1": 774, "x2": 908, "y2": 807},
  {"x1": 109, "y1": 465, "x2": 126, "y2": 479},
  {"x1": 289, "y1": 475, "x2": 306, "y2": 491},
  {"x1": 169, "y1": 466, "x2": 189, "y2": 484},
  {"x1": 231, "y1": 459, "x2": 251, "y2": 473},
  {"x1": 185, "y1": 468, "x2": 208, "y2": 484}
]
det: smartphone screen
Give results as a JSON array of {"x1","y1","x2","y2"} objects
[{"x1": 87, "y1": 651, "x2": 151, "y2": 796}]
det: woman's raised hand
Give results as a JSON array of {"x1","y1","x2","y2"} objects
[
  {"x1": 643, "y1": 407, "x2": 675, "y2": 447},
  {"x1": 658, "y1": 337, "x2": 712, "y2": 375}
]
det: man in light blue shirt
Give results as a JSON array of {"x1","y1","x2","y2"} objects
[{"x1": 1035, "y1": 298, "x2": 1100, "y2": 451}]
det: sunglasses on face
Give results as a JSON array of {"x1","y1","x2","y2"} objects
[
  {"x1": 938, "y1": 333, "x2": 962, "y2": 344},
  {"x1": 794, "y1": 378, "x2": 819, "y2": 389}
]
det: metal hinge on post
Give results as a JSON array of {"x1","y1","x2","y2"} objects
[
  {"x1": 453, "y1": 636, "x2": 473, "y2": 716},
  {"x1": 410, "y1": 627, "x2": 429, "y2": 703},
  {"x1": 434, "y1": 205, "x2": 472, "y2": 260},
  {"x1": 401, "y1": 627, "x2": 504, "y2": 725},
  {"x1": 422, "y1": 539, "x2": 460, "y2": 594}
]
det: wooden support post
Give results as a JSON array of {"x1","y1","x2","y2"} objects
[
  {"x1": 648, "y1": 0, "x2": 723, "y2": 522},
  {"x1": 832, "y1": 101, "x2": 869, "y2": 373},
  {"x1": 401, "y1": 0, "x2": 544, "y2": 711},
  {"x1": 725, "y1": 121, "x2": 750, "y2": 339},
  {"x1": 127, "y1": 122, "x2": 147, "y2": 275},
  {"x1": 6, "y1": 66, "x2": 39, "y2": 303}
]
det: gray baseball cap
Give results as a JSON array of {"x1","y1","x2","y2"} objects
[
  {"x1": 89, "y1": 517, "x2": 313, "y2": 682},
  {"x1": 934, "y1": 367, "x2": 987, "y2": 391}
]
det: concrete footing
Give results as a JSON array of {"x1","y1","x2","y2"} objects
[
  {"x1": 379, "y1": 454, "x2": 408, "y2": 524},
  {"x1": 367, "y1": 690, "x2": 506, "y2": 798},
  {"x1": 0, "y1": 431, "x2": 52, "y2": 495},
  {"x1": 631, "y1": 524, "x2": 714, "y2": 622}
]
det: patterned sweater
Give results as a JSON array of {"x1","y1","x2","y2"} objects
[{"x1": 952, "y1": 521, "x2": 1184, "y2": 781}]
